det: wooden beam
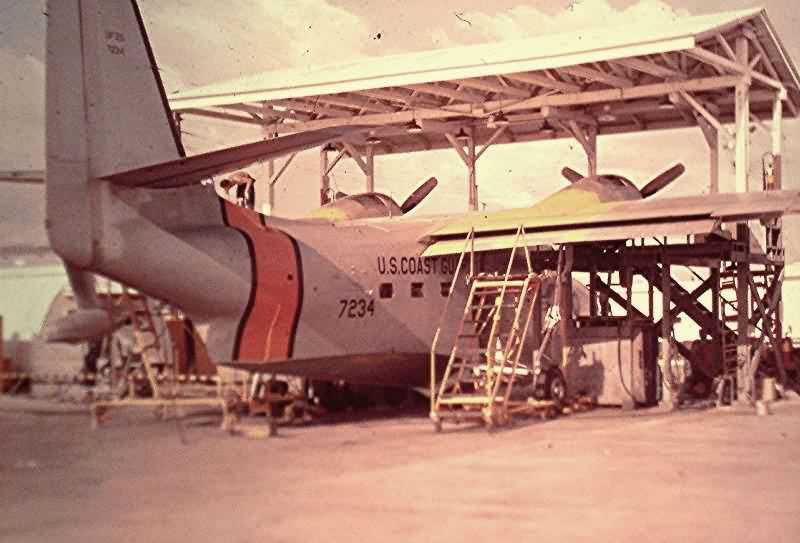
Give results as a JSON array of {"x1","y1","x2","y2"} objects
[
  {"x1": 453, "y1": 77, "x2": 532, "y2": 99},
  {"x1": 341, "y1": 142, "x2": 369, "y2": 176},
  {"x1": 268, "y1": 99, "x2": 355, "y2": 118},
  {"x1": 227, "y1": 103, "x2": 311, "y2": 122},
  {"x1": 324, "y1": 147, "x2": 347, "y2": 176},
  {"x1": 716, "y1": 34, "x2": 737, "y2": 61},
  {"x1": 268, "y1": 153, "x2": 297, "y2": 185},
  {"x1": 559, "y1": 65, "x2": 632, "y2": 88},
  {"x1": 541, "y1": 105, "x2": 597, "y2": 126},
  {"x1": 772, "y1": 90, "x2": 784, "y2": 189},
  {"x1": 735, "y1": 37, "x2": 750, "y2": 194},
  {"x1": 405, "y1": 83, "x2": 486, "y2": 104},
  {"x1": 685, "y1": 46, "x2": 785, "y2": 91},
  {"x1": 356, "y1": 88, "x2": 442, "y2": 109},
  {"x1": 676, "y1": 91, "x2": 735, "y2": 141},
  {"x1": 743, "y1": 28, "x2": 798, "y2": 116},
  {"x1": 317, "y1": 94, "x2": 397, "y2": 113},
  {"x1": 444, "y1": 132, "x2": 470, "y2": 166},
  {"x1": 504, "y1": 71, "x2": 581, "y2": 93},
  {"x1": 366, "y1": 144, "x2": 375, "y2": 193},
  {"x1": 181, "y1": 108, "x2": 263, "y2": 126},
  {"x1": 319, "y1": 148, "x2": 330, "y2": 205},
  {"x1": 611, "y1": 57, "x2": 683, "y2": 79},
  {"x1": 475, "y1": 126, "x2": 508, "y2": 161},
  {"x1": 696, "y1": 116, "x2": 719, "y2": 193},
  {"x1": 468, "y1": 127, "x2": 477, "y2": 211},
  {"x1": 273, "y1": 76, "x2": 741, "y2": 134}
]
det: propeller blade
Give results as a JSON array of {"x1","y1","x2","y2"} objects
[
  {"x1": 639, "y1": 163, "x2": 685, "y2": 198},
  {"x1": 561, "y1": 167, "x2": 585, "y2": 184},
  {"x1": 401, "y1": 177, "x2": 438, "y2": 214}
]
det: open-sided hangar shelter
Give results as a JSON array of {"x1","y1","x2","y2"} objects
[
  {"x1": 169, "y1": 7, "x2": 800, "y2": 405},
  {"x1": 169, "y1": 7, "x2": 799, "y2": 213}
]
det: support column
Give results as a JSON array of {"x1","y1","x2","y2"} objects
[
  {"x1": 736, "y1": 224, "x2": 751, "y2": 401},
  {"x1": 468, "y1": 127, "x2": 478, "y2": 211},
  {"x1": 366, "y1": 144, "x2": 375, "y2": 193},
  {"x1": 319, "y1": 148, "x2": 330, "y2": 205},
  {"x1": 589, "y1": 260, "x2": 598, "y2": 318},
  {"x1": 586, "y1": 126, "x2": 597, "y2": 176},
  {"x1": 735, "y1": 37, "x2": 751, "y2": 193},
  {"x1": 559, "y1": 246, "x2": 574, "y2": 368},
  {"x1": 771, "y1": 90, "x2": 784, "y2": 190},
  {"x1": 697, "y1": 118, "x2": 720, "y2": 193},
  {"x1": 660, "y1": 260, "x2": 674, "y2": 409}
]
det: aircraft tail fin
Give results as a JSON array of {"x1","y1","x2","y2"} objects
[{"x1": 46, "y1": 0, "x2": 184, "y2": 266}]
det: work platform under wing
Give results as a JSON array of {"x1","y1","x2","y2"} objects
[{"x1": 431, "y1": 272, "x2": 555, "y2": 430}]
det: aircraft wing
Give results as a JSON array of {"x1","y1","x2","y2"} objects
[
  {"x1": 101, "y1": 126, "x2": 369, "y2": 189},
  {"x1": 420, "y1": 190, "x2": 800, "y2": 256}
]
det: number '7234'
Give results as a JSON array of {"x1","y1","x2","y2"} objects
[{"x1": 338, "y1": 298, "x2": 375, "y2": 318}]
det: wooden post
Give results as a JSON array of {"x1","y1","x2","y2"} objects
[
  {"x1": 559, "y1": 247, "x2": 574, "y2": 368},
  {"x1": 366, "y1": 144, "x2": 375, "y2": 193},
  {"x1": 711, "y1": 267, "x2": 721, "y2": 344},
  {"x1": 771, "y1": 91, "x2": 784, "y2": 190},
  {"x1": 736, "y1": 224, "x2": 751, "y2": 401},
  {"x1": 587, "y1": 126, "x2": 597, "y2": 176},
  {"x1": 660, "y1": 260, "x2": 674, "y2": 408},
  {"x1": 468, "y1": 127, "x2": 478, "y2": 211},
  {"x1": 735, "y1": 37, "x2": 750, "y2": 193},
  {"x1": 319, "y1": 148, "x2": 330, "y2": 205},
  {"x1": 697, "y1": 117, "x2": 719, "y2": 193},
  {"x1": 589, "y1": 260, "x2": 598, "y2": 318}
]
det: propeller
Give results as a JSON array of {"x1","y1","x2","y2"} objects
[
  {"x1": 400, "y1": 177, "x2": 438, "y2": 214},
  {"x1": 561, "y1": 167, "x2": 584, "y2": 184},
  {"x1": 639, "y1": 163, "x2": 685, "y2": 198},
  {"x1": 559, "y1": 163, "x2": 685, "y2": 198}
]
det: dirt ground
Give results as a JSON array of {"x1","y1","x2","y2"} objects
[{"x1": 1, "y1": 397, "x2": 798, "y2": 543}]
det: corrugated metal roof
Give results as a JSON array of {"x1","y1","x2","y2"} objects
[{"x1": 170, "y1": 8, "x2": 767, "y2": 108}]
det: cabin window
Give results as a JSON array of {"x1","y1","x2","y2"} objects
[
  {"x1": 379, "y1": 283, "x2": 394, "y2": 299},
  {"x1": 440, "y1": 282, "x2": 451, "y2": 297},
  {"x1": 411, "y1": 282, "x2": 424, "y2": 298}
]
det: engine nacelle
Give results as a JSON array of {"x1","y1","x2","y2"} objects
[{"x1": 305, "y1": 193, "x2": 403, "y2": 221}]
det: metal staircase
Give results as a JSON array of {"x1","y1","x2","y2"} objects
[{"x1": 430, "y1": 227, "x2": 559, "y2": 431}]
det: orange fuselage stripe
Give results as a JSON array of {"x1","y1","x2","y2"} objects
[{"x1": 224, "y1": 202, "x2": 302, "y2": 362}]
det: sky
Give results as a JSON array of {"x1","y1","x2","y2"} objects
[{"x1": 1, "y1": 0, "x2": 799, "y2": 254}]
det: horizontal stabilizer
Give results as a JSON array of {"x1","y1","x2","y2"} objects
[{"x1": 102, "y1": 126, "x2": 369, "y2": 188}]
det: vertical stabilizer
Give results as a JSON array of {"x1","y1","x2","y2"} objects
[{"x1": 46, "y1": 0, "x2": 184, "y2": 266}]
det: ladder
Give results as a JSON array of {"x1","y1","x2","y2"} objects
[
  {"x1": 430, "y1": 226, "x2": 557, "y2": 430},
  {"x1": 718, "y1": 268, "x2": 740, "y2": 403},
  {"x1": 118, "y1": 287, "x2": 171, "y2": 399}
]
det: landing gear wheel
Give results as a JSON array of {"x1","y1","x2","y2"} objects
[
  {"x1": 547, "y1": 368, "x2": 567, "y2": 407},
  {"x1": 534, "y1": 367, "x2": 567, "y2": 407}
]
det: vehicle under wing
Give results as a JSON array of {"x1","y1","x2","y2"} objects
[{"x1": 420, "y1": 189, "x2": 800, "y2": 257}]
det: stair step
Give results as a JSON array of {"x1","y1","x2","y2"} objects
[
  {"x1": 438, "y1": 395, "x2": 501, "y2": 405},
  {"x1": 473, "y1": 281, "x2": 526, "y2": 289}
]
